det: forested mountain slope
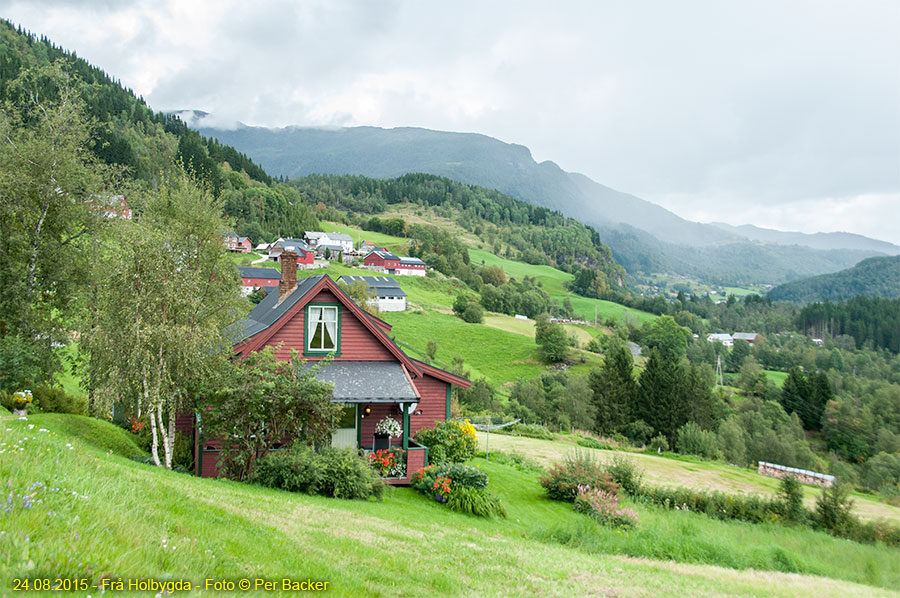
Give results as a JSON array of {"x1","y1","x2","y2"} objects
[{"x1": 770, "y1": 256, "x2": 900, "y2": 303}]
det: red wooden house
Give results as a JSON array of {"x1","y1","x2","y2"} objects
[
  {"x1": 237, "y1": 266, "x2": 280, "y2": 290},
  {"x1": 363, "y1": 249, "x2": 401, "y2": 271},
  {"x1": 268, "y1": 238, "x2": 315, "y2": 266},
  {"x1": 225, "y1": 232, "x2": 253, "y2": 253},
  {"x1": 194, "y1": 252, "x2": 470, "y2": 483}
]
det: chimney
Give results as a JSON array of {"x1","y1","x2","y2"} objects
[{"x1": 279, "y1": 251, "x2": 298, "y2": 301}]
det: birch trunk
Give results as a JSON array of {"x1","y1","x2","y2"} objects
[
  {"x1": 165, "y1": 401, "x2": 176, "y2": 469},
  {"x1": 144, "y1": 371, "x2": 161, "y2": 467},
  {"x1": 156, "y1": 402, "x2": 171, "y2": 469}
]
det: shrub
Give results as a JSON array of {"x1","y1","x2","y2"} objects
[
  {"x1": 574, "y1": 485, "x2": 639, "y2": 529},
  {"x1": 778, "y1": 475, "x2": 807, "y2": 524},
  {"x1": 414, "y1": 419, "x2": 478, "y2": 464},
  {"x1": 446, "y1": 485, "x2": 507, "y2": 518},
  {"x1": 648, "y1": 434, "x2": 669, "y2": 453},
  {"x1": 815, "y1": 481, "x2": 854, "y2": 535},
  {"x1": 411, "y1": 464, "x2": 505, "y2": 518},
  {"x1": 605, "y1": 454, "x2": 644, "y2": 496},
  {"x1": 368, "y1": 448, "x2": 406, "y2": 478},
  {"x1": 498, "y1": 422, "x2": 555, "y2": 440},
  {"x1": 675, "y1": 422, "x2": 722, "y2": 460},
  {"x1": 540, "y1": 451, "x2": 618, "y2": 502},
  {"x1": 576, "y1": 436, "x2": 613, "y2": 450},
  {"x1": 624, "y1": 420, "x2": 653, "y2": 446},
  {"x1": 252, "y1": 445, "x2": 384, "y2": 500},
  {"x1": 461, "y1": 302, "x2": 484, "y2": 323}
]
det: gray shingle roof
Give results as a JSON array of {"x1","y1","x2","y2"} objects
[
  {"x1": 372, "y1": 250, "x2": 399, "y2": 260},
  {"x1": 327, "y1": 232, "x2": 354, "y2": 242},
  {"x1": 304, "y1": 361, "x2": 419, "y2": 402},
  {"x1": 238, "y1": 266, "x2": 281, "y2": 279},
  {"x1": 234, "y1": 275, "x2": 325, "y2": 341},
  {"x1": 338, "y1": 276, "x2": 407, "y2": 298},
  {"x1": 399, "y1": 257, "x2": 425, "y2": 265}
]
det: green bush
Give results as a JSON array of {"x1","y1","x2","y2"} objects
[
  {"x1": 252, "y1": 445, "x2": 384, "y2": 500},
  {"x1": 31, "y1": 385, "x2": 87, "y2": 415},
  {"x1": 446, "y1": 485, "x2": 507, "y2": 518},
  {"x1": 460, "y1": 302, "x2": 484, "y2": 323},
  {"x1": 624, "y1": 420, "x2": 653, "y2": 446},
  {"x1": 414, "y1": 420, "x2": 478, "y2": 464},
  {"x1": 648, "y1": 434, "x2": 669, "y2": 453},
  {"x1": 675, "y1": 422, "x2": 721, "y2": 460},
  {"x1": 576, "y1": 436, "x2": 613, "y2": 450},
  {"x1": 540, "y1": 451, "x2": 618, "y2": 502},
  {"x1": 498, "y1": 422, "x2": 555, "y2": 440},
  {"x1": 605, "y1": 454, "x2": 644, "y2": 496},
  {"x1": 411, "y1": 463, "x2": 487, "y2": 492}
]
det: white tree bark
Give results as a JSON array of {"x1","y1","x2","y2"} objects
[{"x1": 144, "y1": 371, "x2": 161, "y2": 467}]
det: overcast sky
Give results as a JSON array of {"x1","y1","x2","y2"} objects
[{"x1": 3, "y1": 0, "x2": 899, "y2": 243}]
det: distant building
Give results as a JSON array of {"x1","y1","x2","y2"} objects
[
  {"x1": 364, "y1": 249, "x2": 401, "y2": 272},
  {"x1": 707, "y1": 333, "x2": 734, "y2": 347},
  {"x1": 237, "y1": 266, "x2": 280, "y2": 295},
  {"x1": 339, "y1": 275, "x2": 407, "y2": 312},
  {"x1": 317, "y1": 243, "x2": 344, "y2": 260},
  {"x1": 224, "y1": 232, "x2": 252, "y2": 253},
  {"x1": 395, "y1": 257, "x2": 426, "y2": 276},
  {"x1": 90, "y1": 194, "x2": 132, "y2": 220},
  {"x1": 733, "y1": 332, "x2": 761, "y2": 345},
  {"x1": 812, "y1": 338, "x2": 825, "y2": 347},
  {"x1": 304, "y1": 231, "x2": 354, "y2": 253},
  {"x1": 269, "y1": 238, "x2": 315, "y2": 267}
]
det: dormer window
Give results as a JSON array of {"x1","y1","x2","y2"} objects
[{"x1": 307, "y1": 304, "x2": 340, "y2": 354}]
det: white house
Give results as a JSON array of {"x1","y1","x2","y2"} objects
[
  {"x1": 707, "y1": 333, "x2": 734, "y2": 347},
  {"x1": 338, "y1": 275, "x2": 407, "y2": 312},
  {"x1": 733, "y1": 332, "x2": 761, "y2": 345},
  {"x1": 395, "y1": 256, "x2": 426, "y2": 277},
  {"x1": 304, "y1": 231, "x2": 354, "y2": 253}
]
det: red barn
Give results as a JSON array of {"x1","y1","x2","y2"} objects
[
  {"x1": 364, "y1": 249, "x2": 401, "y2": 271},
  {"x1": 269, "y1": 238, "x2": 315, "y2": 266},
  {"x1": 237, "y1": 266, "x2": 280, "y2": 290},
  {"x1": 194, "y1": 252, "x2": 470, "y2": 483}
]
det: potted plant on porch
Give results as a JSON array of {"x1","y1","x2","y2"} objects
[{"x1": 373, "y1": 416, "x2": 402, "y2": 450}]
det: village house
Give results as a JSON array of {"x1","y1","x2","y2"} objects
[
  {"x1": 237, "y1": 266, "x2": 280, "y2": 294},
  {"x1": 89, "y1": 194, "x2": 132, "y2": 220},
  {"x1": 188, "y1": 253, "x2": 470, "y2": 483},
  {"x1": 338, "y1": 275, "x2": 408, "y2": 312},
  {"x1": 707, "y1": 333, "x2": 734, "y2": 347},
  {"x1": 268, "y1": 238, "x2": 316, "y2": 268},
  {"x1": 224, "y1": 232, "x2": 252, "y2": 253},
  {"x1": 395, "y1": 257, "x2": 427, "y2": 276},
  {"x1": 733, "y1": 332, "x2": 762, "y2": 345},
  {"x1": 364, "y1": 249, "x2": 401, "y2": 272},
  {"x1": 304, "y1": 231, "x2": 355, "y2": 253},
  {"x1": 316, "y1": 242, "x2": 344, "y2": 260}
]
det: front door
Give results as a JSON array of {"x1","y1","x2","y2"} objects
[{"x1": 331, "y1": 404, "x2": 357, "y2": 449}]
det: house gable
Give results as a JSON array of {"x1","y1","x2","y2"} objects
[{"x1": 234, "y1": 275, "x2": 422, "y2": 376}]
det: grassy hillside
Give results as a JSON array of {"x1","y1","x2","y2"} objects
[
  {"x1": 483, "y1": 433, "x2": 900, "y2": 524},
  {"x1": 468, "y1": 249, "x2": 657, "y2": 324},
  {"x1": 768, "y1": 256, "x2": 900, "y2": 303},
  {"x1": 2, "y1": 413, "x2": 899, "y2": 596}
]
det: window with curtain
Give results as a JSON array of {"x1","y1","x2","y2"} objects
[{"x1": 308, "y1": 305, "x2": 338, "y2": 351}]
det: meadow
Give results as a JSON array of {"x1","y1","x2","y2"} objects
[{"x1": 1, "y1": 413, "x2": 898, "y2": 597}]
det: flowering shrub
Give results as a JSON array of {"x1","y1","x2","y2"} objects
[
  {"x1": 411, "y1": 464, "x2": 505, "y2": 518},
  {"x1": 374, "y1": 416, "x2": 402, "y2": 438},
  {"x1": 129, "y1": 417, "x2": 145, "y2": 434},
  {"x1": 368, "y1": 448, "x2": 406, "y2": 478},
  {"x1": 574, "y1": 485, "x2": 639, "y2": 529},
  {"x1": 413, "y1": 419, "x2": 478, "y2": 464},
  {"x1": 540, "y1": 451, "x2": 618, "y2": 502},
  {"x1": 11, "y1": 390, "x2": 33, "y2": 410}
]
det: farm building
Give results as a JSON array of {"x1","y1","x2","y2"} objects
[
  {"x1": 189, "y1": 255, "x2": 470, "y2": 483},
  {"x1": 396, "y1": 257, "x2": 426, "y2": 276},
  {"x1": 304, "y1": 231, "x2": 354, "y2": 253},
  {"x1": 364, "y1": 249, "x2": 401, "y2": 272},
  {"x1": 339, "y1": 275, "x2": 407, "y2": 312},
  {"x1": 268, "y1": 238, "x2": 315, "y2": 268},
  {"x1": 224, "y1": 232, "x2": 252, "y2": 253},
  {"x1": 237, "y1": 266, "x2": 280, "y2": 294},
  {"x1": 733, "y1": 332, "x2": 761, "y2": 345},
  {"x1": 707, "y1": 333, "x2": 734, "y2": 347}
]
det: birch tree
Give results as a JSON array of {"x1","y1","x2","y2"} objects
[{"x1": 85, "y1": 168, "x2": 244, "y2": 468}]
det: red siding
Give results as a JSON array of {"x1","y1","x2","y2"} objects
[
  {"x1": 265, "y1": 289, "x2": 394, "y2": 361},
  {"x1": 409, "y1": 373, "x2": 449, "y2": 437},
  {"x1": 360, "y1": 405, "x2": 402, "y2": 448},
  {"x1": 242, "y1": 277, "x2": 279, "y2": 287}
]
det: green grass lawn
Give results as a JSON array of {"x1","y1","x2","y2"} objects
[
  {"x1": 320, "y1": 221, "x2": 410, "y2": 252},
  {"x1": 468, "y1": 248, "x2": 657, "y2": 325},
  {"x1": 1, "y1": 413, "x2": 898, "y2": 596},
  {"x1": 765, "y1": 370, "x2": 788, "y2": 387}
]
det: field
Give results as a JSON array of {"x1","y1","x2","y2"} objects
[
  {"x1": 764, "y1": 370, "x2": 789, "y2": 387},
  {"x1": 1, "y1": 413, "x2": 898, "y2": 597},
  {"x1": 482, "y1": 433, "x2": 900, "y2": 524},
  {"x1": 468, "y1": 248, "x2": 657, "y2": 325}
]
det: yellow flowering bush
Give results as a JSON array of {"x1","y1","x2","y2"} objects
[{"x1": 414, "y1": 419, "x2": 478, "y2": 464}]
